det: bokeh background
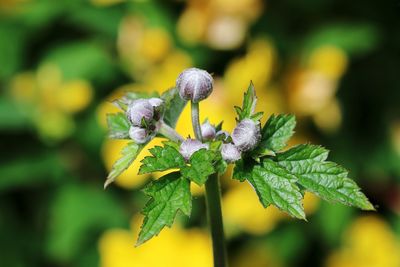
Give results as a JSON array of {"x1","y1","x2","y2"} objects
[{"x1": 1, "y1": 0, "x2": 400, "y2": 266}]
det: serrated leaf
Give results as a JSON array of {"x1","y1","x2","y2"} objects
[
  {"x1": 161, "y1": 87, "x2": 187, "y2": 128},
  {"x1": 105, "y1": 142, "x2": 143, "y2": 188},
  {"x1": 276, "y1": 144, "x2": 374, "y2": 210},
  {"x1": 139, "y1": 145, "x2": 185, "y2": 174},
  {"x1": 233, "y1": 158, "x2": 255, "y2": 182},
  {"x1": 107, "y1": 113, "x2": 130, "y2": 139},
  {"x1": 236, "y1": 82, "x2": 257, "y2": 121},
  {"x1": 181, "y1": 149, "x2": 216, "y2": 185},
  {"x1": 245, "y1": 159, "x2": 305, "y2": 219},
  {"x1": 137, "y1": 172, "x2": 191, "y2": 245},
  {"x1": 257, "y1": 114, "x2": 296, "y2": 153}
]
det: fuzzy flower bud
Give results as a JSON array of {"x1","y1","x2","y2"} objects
[
  {"x1": 148, "y1": 97, "x2": 163, "y2": 108},
  {"x1": 201, "y1": 121, "x2": 216, "y2": 140},
  {"x1": 176, "y1": 68, "x2": 213, "y2": 103},
  {"x1": 221, "y1": 143, "x2": 241, "y2": 163},
  {"x1": 129, "y1": 126, "x2": 152, "y2": 144},
  {"x1": 126, "y1": 99, "x2": 154, "y2": 127},
  {"x1": 232, "y1": 118, "x2": 261, "y2": 152},
  {"x1": 179, "y1": 138, "x2": 209, "y2": 161}
]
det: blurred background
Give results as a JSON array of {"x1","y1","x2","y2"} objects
[{"x1": 1, "y1": 0, "x2": 400, "y2": 266}]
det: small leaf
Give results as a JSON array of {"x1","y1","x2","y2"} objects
[
  {"x1": 236, "y1": 81, "x2": 258, "y2": 121},
  {"x1": 276, "y1": 144, "x2": 374, "y2": 210},
  {"x1": 104, "y1": 142, "x2": 143, "y2": 188},
  {"x1": 161, "y1": 87, "x2": 187, "y2": 128},
  {"x1": 107, "y1": 113, "x2": 130, "y2": 139},
  {"x1": 139, "y1": 145, "x2": 186, "y2": 174},
  {"x1": 245, "y1": 159, "x2": 306, "y2": 219},
  {"x1": 137, "y1": 172, "x2": 191, "y2": 245},
  {"x1": 257, "y1": 114, "x2": 296, "y2": 153},
  {"x1": 181, "y1": 149, "x2": 216, "y2": 185}
]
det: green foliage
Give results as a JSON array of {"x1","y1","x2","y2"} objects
[
  {"x1": 104, "y1": 142, "x2": 143, "y2": 188},
  {"x1": 139, "y1": 145, "x2": 186, "y2": 174},
  {"x1": 107, "y1": 113, "x2": 130, "y2": 139},
  {"x1": 234, "y1": 82, "x2": 262, "y2": 121},
  {"x1": 137, "y1": 172, "x2": 191, "y2": 245},
  {"x1": 256, "y1": 114, "x2": 296, "y2": 154},
  {"x1": 181, "y1": 149, "x2": 216, "y2": 185},
  {"x1": 161, "y1": 87, "x2": 187, "y2": 128}
]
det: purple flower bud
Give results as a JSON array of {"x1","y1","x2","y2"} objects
[
  {"x1": 126, "y1": 99, "x2": 154, "y2": 126},
  {"x1": 221, "y1": 143, "x2": 241, "y2": 163},
  {"x1": 179, "y1": 138, "x2": 209, "y2": 161},
  {"x1": 176, "y1": 68, "x2": 213, "y2": 103},
  {"x1": 129, "y1": 126, "x2": 152, "y2": 144},
  {"x1": 148, "y1": 97, "x2": 164, "y2": 108},
  {"x1": 201, "y1": 121, "x2": 216, "y2": 140},
  {"x1": 232, "y1": 118, "x2": 261, "y2": 152}
]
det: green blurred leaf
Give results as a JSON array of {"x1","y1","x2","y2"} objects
[
  {"x1": 139, "y1": 145, "x2": 185, "y2": 174},
  {"x1": 105, "y1": 142, "x2": 143, "y2": 188},
  {"x1": 161, "y1": 87, "x2": 187, "y2": 128},
  {"x1": 107, "y1": 113, "x2": 130, "y2": 139},
  {"x1": 137, "y1": 172, "x2": 191, "y2": 245}
]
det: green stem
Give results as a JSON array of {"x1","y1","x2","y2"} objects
[
  {"x1": 205, "y1": 173, "x2": 228, "y2": 267},
  {"x1": 191, "y1": 101, "x2": 228, "y2": 267},
  {"x1": 191, "y1": 102, "x2": 203, "y2": 141},
  {"x1": 157, "y1": 120, "x2": 184, "y2": 143}
]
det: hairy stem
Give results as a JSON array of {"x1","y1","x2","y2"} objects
[
  {"x1": 157, "y1": 120, "x2": 184, "y2": 143},
  {"x1": 205, "y1": 173, "x2": 228, "y2": 267},
  {"x1": 191, "y1": 101, "x2": 228, "y2": 267},
  {"x1": 191, "y1": 102, "x2": 203, "y2": 141}
]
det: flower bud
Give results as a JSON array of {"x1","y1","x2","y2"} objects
[
  {"x1": 126, "y1": 99, "x2": 154, "y2": 127},
  {"x1": 129, "y1": 126, "x2": 152, "y2": 144},
  {"x1": 221, "y1": 143, "x2": 241, "y2": 163},
  {"x1": 201, "y1": 121, "x2": 216, "y2": 140},
  {"x1": 232, "y1": 118, "x2": 261, "y2": 152},
  {"x1": 179, "y1": 138, "x2": 209, "y2": 161},
  {"x1": 176, "y1": 68, "x2": 213, "y2": 103},
  {"x1": 148, "y1": 97, "x2": 163, "y2": 108}
]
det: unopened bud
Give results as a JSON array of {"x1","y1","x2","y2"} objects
[
  {"x1": 176, "y1": 68, "x2": 213, "y2": 103},
  {"x1": 126, "y1": 99, "x2": 154, "y2": 127},
  {"x1": 148, "y1": 97, "x2": 163, "y2": 108},
  {"x1": 232, "y1": 119, "x2": 261, "y2": 152},
  {"x1": 129, "y1": 126, "x2": 152, "y2": 144},
  {"x1": 201, "y1": 121, "x2": 216, "y2": 140},
  {"x1": 221, "y1": 143, "x2": 241, "y2": 163},
  {"x1": 179, "y1": 138, "x2": 209, "y2": 161}
]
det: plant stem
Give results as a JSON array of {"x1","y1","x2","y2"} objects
[
  {"x1": 191, "y1": 101, "x2": 228, "y2": 267},
  {"x1": 191, "y1": 102, "x2": 203, "y2": 141},
  {"x1": 157, "y1": 120, "x2": 184, "y2": 143},
  {"x1": 205, "y1": 173, "x2": 228, "y2": 267}
]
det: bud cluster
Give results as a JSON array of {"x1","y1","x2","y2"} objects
[{"x1": 126, "y1": 97, "x2": 164, "y2": 144}]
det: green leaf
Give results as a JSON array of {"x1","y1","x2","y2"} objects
[
  {"x1": 104, "y1": 142, "x2": 143, "y2": 188},
  {"x1": 235, "y1": 82, "x2": 258, "y2": 121},
  {"x1": 244, "y1": 159, "x2": 306, "y2": 219},
  {"x1": 276, "y1": 144, "x2": 374, "y2": 210},
  {"x1": 139, "y1": 145, "x2": 186, "y2": 174},
  {"x1": 137, "y1": 172, "x2": 191, "y2": 245},
  {"x1": 257, "y1": 114, "x2": 296, "y2": 153},
  {"x1": 161, "y1": 87, "x2": 187, "y2": 128},
  {"x1": 181, "y1": 149, "x2": 216, "y2": 185},
  {"x1": 107, "y1": 113, "x2": 130, "y2": 139}
]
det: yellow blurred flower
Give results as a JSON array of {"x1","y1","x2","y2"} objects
[
  {"x1": 99, "y1": 215, "x2": 212, "y2": 267},
  {"x1": 90, "y1": 0, "x2": 125, "y2": 7},
  {"x1": 326, "y1": 216, "x2": 400, "y2": 267},
  {"x1": 390, "y1": 120, "x2": 400, "y2": 156},
  {"x1": 232, "y1": 242, "x2": 281, "y2": 267},
  {"x1": 308, "y1": 45, "x2": 348, "y2": 80},
  {"x1": 177, "y1": 0, "x2": 263, "y2": 49},
  {"x1": 313, "y1": 98, "x2": 343, "y2": 134},
  {"x1": 9, "y1": 63, "x2": 93, "y2": 141}
]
